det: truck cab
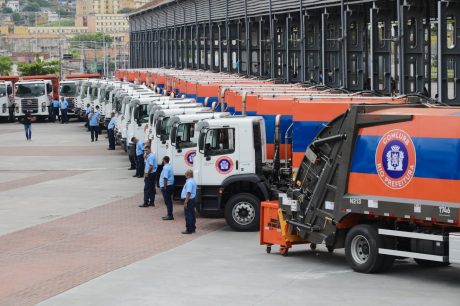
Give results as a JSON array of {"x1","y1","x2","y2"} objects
[
  {"x1": 194, "y1": 116, "x2": 269, "y2": 231},
  {"x1": 0, "y1": 81, "x2": 13, "y2": 122},
  {"x1": 59, "y1": 80, "x2": 79, "y2": 118},
  {"x1": 14, "y1": 79, "x2": 54, "y2": 120},
  {"x1": 167, "y1": 112, "x2": 230, "y2": 198}
]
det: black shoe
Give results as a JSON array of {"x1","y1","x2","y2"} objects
[
  {"x1": 95, "y1": 139, "x2": 98, "y2": 141},
  {"x1": 132, "y1": 174, "x2": 138, "y2": 177},
  {"x1": 149, "y1": 203, "x2": 155, "y2": 207},
  {"x1": 128, "y1": 167, "x2": 135, "y2": 170},
  {"x1": 162, "y1": 216, "x2": 174, "y2": 220},
  {"x1": 91, "y1": 140, "x2": 94, "y2": 142},
  {"x1": 137, "y1": 176, "x2": 143, "y2": 178},
  {"x1": 138, "y1": 203, "x2": 149, "y2": 208},
  {"x1": 181, "y1": 231, "x2": 193, "y2": 234},
  {"x1": 107, "y1": 148, "x2": 115, "y2": 150}
]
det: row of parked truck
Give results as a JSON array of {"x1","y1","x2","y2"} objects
[
  {"x1": 76, "y1": 68, "x2": 460, "y2": 273},
  {"x1": 0, "y1": 74, "x2": 105, "y2": 123}
]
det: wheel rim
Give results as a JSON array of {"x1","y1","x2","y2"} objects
[
  {"x1": 350, "y1": 235, "x2": 370, "y2": 265},
  {"x1": 232, "y1": 201, "x2": 256, "y2": 226}
]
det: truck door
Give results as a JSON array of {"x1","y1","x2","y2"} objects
[
  {"x1": 173, "y1": 122, "x2": 198, "y2": 174},
  {"x1": 200, "y1": 127, "x2": 239, "y2": 186}
]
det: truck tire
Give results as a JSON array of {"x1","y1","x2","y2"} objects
[
  {"x1": 414, "y1": 259, "x2": 450, "y2": 268},
  {"x1": 224, "y1": 193, "x2": 260, "y2": 232},
  {"x1": 345, "y1": 224, "x2": 394, "y2": 273}
]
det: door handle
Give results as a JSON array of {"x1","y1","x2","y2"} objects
[{"x1": 236, "y1": 160, "x2": 238, "y2": 170}]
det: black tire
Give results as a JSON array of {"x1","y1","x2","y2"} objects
[
  {"x1": 345, "y1": 224, "x2": 394, "y2": 273},
  {"x1": 414, "y1": 259, "x2": 451, "y2": 268},
  {"x1": 224, "y1": 193, "x2": 260, "y2": 232}
]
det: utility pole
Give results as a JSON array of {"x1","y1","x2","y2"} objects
[
  {"x1": 103, "y1": 33, "x2": 106, "y2": 78},
  {"x1": 58, "y1": 10, "x2": 63, "y2": 78}
]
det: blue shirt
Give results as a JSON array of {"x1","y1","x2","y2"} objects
[
  {"x1": 85, "y1": 106, "x2": 91, "y2": 114},
  {"x1": 159, "y1": 163, "x2": 174, "y2": 188},
  {"x1": 108, "y1": 116, "x2": 116, "y2": 129},
  {"x1": 181, "y1": 177, "x2": 196, "y2": 199},
  {"x1": 89, "y1": 111, "x2": 99, "y2": 126},
  {"x1": 60, "y1": 99, "x2": 68, "y2": 110},
  {"x1": 144, "y1": 153, "x2": 157, "y2": 174},
  {"x1": 135, "y1": 140, "x2": 144, "y2": 156},
  {"x1": 53, "y1": 100, "x2": 59, "y2": 107}
]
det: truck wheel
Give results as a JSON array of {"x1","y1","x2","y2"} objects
[
  {"x1": 414, "y1": 259, "x2": 450, "y2": 268},
  {"x1": 224, "y1": 193, "x2": 260, "y2": 232},
  {"x1": 345, "y1": 224, "x2": 394, "y2": 273}
]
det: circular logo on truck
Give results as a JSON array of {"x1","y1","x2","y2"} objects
[
  {"x1": 184, "y1": 150, "x2": 196, "y2": 166},
  {"x1": 375, "y1": 129, "x2": 416, "y2": 189},
  {"x1": 215, "y1": 156, "x2": 234, "y2": 174}
]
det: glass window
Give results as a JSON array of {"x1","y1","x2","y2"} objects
[
  {"x1": 176, "y1": 123, "x2": 197, "y2": 149},
  {"x1": 205, "y1": 128, "x2": 235, "y2": 156}
]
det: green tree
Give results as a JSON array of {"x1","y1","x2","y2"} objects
[
  {"x1": 2, "y1": 7, "x2": 13, "y2": 13},
  {"x1": 18, "y1": 55, "x2": 60, "y2": 76},
  {"x1": 23, "y1": 3, "x2": 41, "y2": 12},
  {"x1": 70, "y1": 33, "x2": 113, "y2": 49},
  {"x1": 118, "y1": 8, "x2": 135, "y2": 14},
  {"x1": 0, "y1": 56, "x2": 13, "y2": 76},
  {"x1": 12, "y1": 13, "x2": 21, "y2": 23}
]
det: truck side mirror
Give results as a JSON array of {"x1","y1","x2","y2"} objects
[
  {"x1": 7, "y1": 86, "x2": 12, "y2": 95},
  {"x1": 170, "y1": 127, "x2": 177, "y2": 147},
  {"x1": 198, "y1": 132, "x2": 205, "y2": 154}
]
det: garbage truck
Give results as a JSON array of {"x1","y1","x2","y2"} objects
[
  {"x1": 277, "y1": 104, "x2": 460, "y2": 273},
  {"x1": 0, "y1": 80, "x2": 14, "y2": 122}
]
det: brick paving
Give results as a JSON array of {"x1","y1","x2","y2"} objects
[
  {"x1": 0, "y1": 170, "x2": 86, "y2": 192},
  {"x1": 0, "y1": 194, "x2": 225, "y2": 306}
]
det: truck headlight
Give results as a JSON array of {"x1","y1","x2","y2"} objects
[{"x1": 42, "y1": 102, "x2": 46, "y2": 107}]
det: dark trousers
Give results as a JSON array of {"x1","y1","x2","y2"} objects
[
  {"x1": 23, "y1": 124, "x2": 31, "y2": 140},
  {"x1": 129, "y1": 154, "x2": 136, "y2": 168},
  {"x1": 161, "y1": 185, "x2": 174, "y2": 216},
  {"x1": 86, "y1": 118, "x2": 90, "y2": 130},
  {"x1": 108, "y1": 128, "x2": 115, "y2": 149},
  {"x1": 135, "y1": 154, "x2": 144, "y2": 177},
  {"x1": 184, "y1": 198, "x2": 196, "y2": 232},
  {"x1": 61, "y1": 109, "x2": 68, "y2": 123},
  {"x1": 53, "y1": 107, "x2": 60, "y2": 121},
  {"x1": 90, "y1": 126, "x2": 99, "y2": 141},
  {"x1": 144, "y1": 173, "x2": 156, "y2": 204}
]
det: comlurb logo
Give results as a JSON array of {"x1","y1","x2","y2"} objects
[
  {"x1": 184, "y1": 150, "x2": 196, "y2": 167},
  {"x1": 215, "y1": 156, "x2": 234, "y2": 174},
  {"x1": 375, "y1": 129, "x2": 416, "y2": 190}
]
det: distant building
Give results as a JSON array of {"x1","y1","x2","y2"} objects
[
  {"x1": 76, "y1": 0, "x2": 150, "y2": 26},
  {"x1": 6, "y1": 0, "x2": 20, "y2": 12},
  {"x1": 28, "y1": 26, "x2": 88, "y2": 36},
  {"x1": 87, "y1": 14, "x2": 129, "y2": 43},
  {"x1": 46, "y1": 11, "x2": 60, "y2": 22},
  {"x1": 0, "y1": 0, "x2": 6, "y2": 8}
]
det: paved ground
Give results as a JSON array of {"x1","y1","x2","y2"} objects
[{"x1": 0, "y1": 121, "x2": 459, "y2": 306}]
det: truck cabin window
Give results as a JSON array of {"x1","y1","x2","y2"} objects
[
  {"x1": 156, "y1": 117, "x2": 171, "y2": 141},
  {"x1": 176, "y1": 123, "x2": 197, "y2": 149},
  {"x1": 205, "y1": 128, "x2": 235, "y2": 156},
  {"x1": 60, "y1": 84, "x2": 77, "y2": 96},
  {"x1": 0, "y1": 85, "x2": 6, "y2": 97},
  {"x1": 16, "y1": 84, "x2": 46, "y2": 97},
  {"x1": 136, "y1": 105, "x2": 149, "y2": 124}
]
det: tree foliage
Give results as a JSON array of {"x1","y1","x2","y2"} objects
[
  {"x1": 2, "y1": 7, "x2": 13, "y2": 13},
  {"x1": 70, "y1": 33, "x2": 113, "y2": 49},
  {"x1": 0, "y1": 56, "x2": 14, "y2": 76},
  {"x1": 18, "y1": 56, "x2": 60, "y2": 76},
  {"x1": 23, "y1": 3, "x2": 41, "y2": 12}
]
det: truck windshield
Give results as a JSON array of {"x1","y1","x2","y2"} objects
[
  {"x1": 0, "y1": 85, "x2": 6, "y2": 97},
  {"x1": 176, "y1": 123, "x2": 197, "y2": 149},
  {"x1": 135, "y1": 104, "x2": 150, "y2": 124},
  {"x1": 60, "y1": 84, "x2": 77, "y2": 96},
  {"x1": 15, "y1": 83, "x2": 46, "y2": 97}
]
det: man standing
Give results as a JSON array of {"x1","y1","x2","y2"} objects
[
  {"x1": 88, "y1": 105, "x2": 100, "y2": 142},
  {"x1": 131, "y1": 137, "x2": 144, "y2": 178},
  {"x1": 181, "y1": 169, "x2": 197, "y2": 234},
  {"x1": 60, "y1": 97, "x2": 69, "y2": 124},
  {"x1": 85, "y1": 103, "x2": 91, "y2": 131},
  {"x1": 160, "y1": 156, "x2": 174, "y2": 220},
  {"x1": 107, "y1": 112, "x2": 116, "y2": 150},
  {"x1": 140, "y1": 146, "x2": 157, "y2": 207},
  {"x1": 52, "y1": 99, "x2": 60, "y2": 122}
]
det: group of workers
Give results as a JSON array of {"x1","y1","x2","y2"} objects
[
  {"x1": 127, "y1": 136, "x2": 197, "y2": 234},
  {"x1": 51, "y1": 97, "x2": 70, "y2": 123}
]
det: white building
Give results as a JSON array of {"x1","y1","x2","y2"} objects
[{"x1": 6, "y1": 0, "x2": 20, "y2": 12}]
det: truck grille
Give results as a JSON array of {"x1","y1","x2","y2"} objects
[
  {"x1": 67, "y1": 98, "x2": 75, "y2": 109},
  {"x1": 21, "y1": 98, "x2": 38, "y2": 112}
]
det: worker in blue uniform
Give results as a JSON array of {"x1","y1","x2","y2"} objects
[
  {"x1": 160, "y1": 156, "x2": 174, "y2": 220},
  {"x1": 140, "y1": 146, "x2": 157, "y2": 207},
  {"x1": 88, "y1": 105, "x2": 100, "y2": 142},
  {"x1": 181, "y1": 169, "x2": 197, "y2": 234},
  {"x1": 107, "y1": 112, "x2": 116, "y2": 150}
]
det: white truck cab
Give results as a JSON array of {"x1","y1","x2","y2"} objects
[
  {"x1": 167, "y1": 112, "x2": 230, "y2": 198},
  {"x1": 0, "y1": 81, "x2": 13, "y2": 122},
  {"x1": 59, "y1": 80, "x2": 79, "y2": 118},
  {"x1": 194, "y1": 116, "x2": 268, "y2": 231},
  {"x1": 14, "y1": 80, "x2": 53, "y2": 120}
]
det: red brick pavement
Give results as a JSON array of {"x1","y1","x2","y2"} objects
[
  {"x1": 0, "y1": 194, "x2": 225, "y2": 306},
  {"x1": 0, "y1": 171, "x2": 86, "y2": 192}
]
